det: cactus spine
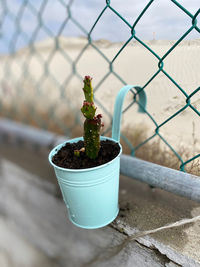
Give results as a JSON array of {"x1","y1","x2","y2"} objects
[{"x1": 80, "y1": 76, "x2": 103, "y2": 159}]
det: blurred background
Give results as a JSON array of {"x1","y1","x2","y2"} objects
[{"x1": 0, "y1": 0, "x2": 199, "y2": 171}]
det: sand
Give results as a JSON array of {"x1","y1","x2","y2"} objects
[{"x1": 0, "y1": 37, "x2": 199, "y2": 156}]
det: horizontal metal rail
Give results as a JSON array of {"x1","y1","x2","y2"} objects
[
  {"x1": 0, "y1": 119, "x2": 200, "y2": 202},
  {"x1": 120, "y1": 155, "x2": 200, "y2": 202}
]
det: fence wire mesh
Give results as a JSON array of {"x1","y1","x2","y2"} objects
[{"x1": 0, "y1": 0, "x2": 199, "y2": 174}]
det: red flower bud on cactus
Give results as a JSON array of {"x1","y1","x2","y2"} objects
[
  {"x1": 97, "y1": 114, "x2": 102, "y2": 119},
  {"x1": 84, "y1": 75, "x2": 92, "y2": 81}
]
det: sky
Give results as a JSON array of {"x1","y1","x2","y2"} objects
[{"x1": 0, "y1": 0, "x2": 199, "y2": 53}]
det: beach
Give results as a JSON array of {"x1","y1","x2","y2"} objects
[{"x1": 0, "y1": 37, "x2": 199, "y2": 156}]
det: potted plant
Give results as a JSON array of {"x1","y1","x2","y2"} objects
[{"x1": 49, "y1": 76, "x2": 122, "y2": 229}]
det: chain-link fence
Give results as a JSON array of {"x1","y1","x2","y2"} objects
[{"x1": 0, "y1": 0, "x2": 199, "y2": 174}]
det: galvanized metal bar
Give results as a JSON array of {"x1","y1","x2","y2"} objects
[
  {"x1": 0, "y1": 119, "x2": 57, "y2": 148},
  {"x1": 120, "y1": 154, "x2": 200, "y2": 202}
]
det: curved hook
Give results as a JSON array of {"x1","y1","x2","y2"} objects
[{"x1": 112, "y1": 85, "x2": 146, "y2": 142}]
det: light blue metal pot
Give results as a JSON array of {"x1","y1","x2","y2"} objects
[
  {"x1": 49, "y1": 136, "x2": 121, "y2": 229},
  {"x1": 49, "y1": 85, "x2": 143, "y2": 229}
]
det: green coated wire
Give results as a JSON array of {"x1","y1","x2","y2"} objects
[{"x1": 0, "y1": 0, "x2": 199, "y2": 173}]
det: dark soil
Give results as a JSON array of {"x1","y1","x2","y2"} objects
[{"x1": 52, "y1": 140, "x2": 120, "y2": 169}]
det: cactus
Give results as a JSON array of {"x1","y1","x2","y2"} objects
[{"x1": 75, "y1": 76, "x2": 103, "y2": 159}]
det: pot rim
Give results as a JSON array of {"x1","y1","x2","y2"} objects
[{"x1": 49, "y1": 136, "x2": 122, "y2": 173}]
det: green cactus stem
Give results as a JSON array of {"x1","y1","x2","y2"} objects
[
  {"x1": 81, "y1": 101, "x2": 96, "y2": 120},
  {"x1": 74, "y1": 76, "x2": 103, "y2": 159},
  {"x1": 84, "y1": 114, "x2": 102, "y2": 159},
  {"x1": 82, "y1": 75, "x2": 94, "y2": 102}
]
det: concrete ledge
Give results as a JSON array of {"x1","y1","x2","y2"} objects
[
  {"x1": 113, "y1": 176, "x2": 200, "y2": 266},
  {"x1": 0, "y1": 150, "x2": 200, "y2": 266},
  {"x1": 0, "y1": 157, "x2": 183, "y2": 267}
]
